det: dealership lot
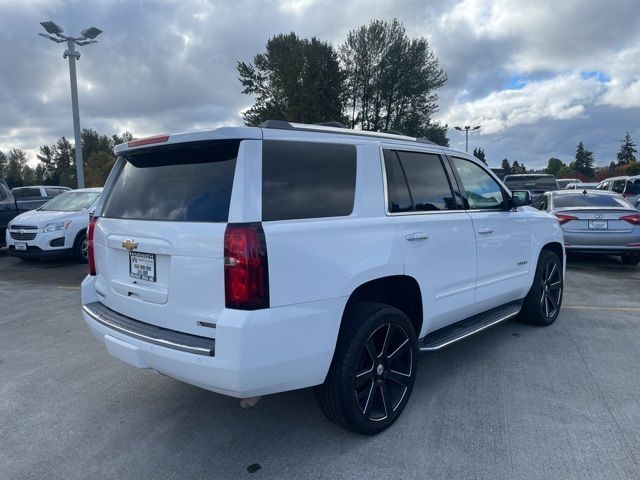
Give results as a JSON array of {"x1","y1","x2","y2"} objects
[{"x1": 1, "y1": 252, "x2": 639, "y2": 480}]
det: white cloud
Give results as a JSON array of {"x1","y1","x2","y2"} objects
[{"x1": 442, "y1": 74, "x2": 603, "y2": 134}]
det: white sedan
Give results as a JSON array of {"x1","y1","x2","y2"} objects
[{"x1": 6, "y1": 188, "x2": 102, "y2": 262}]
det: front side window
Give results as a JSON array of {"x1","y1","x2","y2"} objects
[
  {"x1": 262, "y1": 141, "x2": 356, "y2": 221},
  {"x1": 452, "y1": 157, "x2": 505, "y2": 210}
]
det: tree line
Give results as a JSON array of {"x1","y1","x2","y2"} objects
[
  {"x1": 543, "y1": 133, "x2": 638, "y2": 180},
  {"x1": 238, "y1": 19, "x2": 450, "y2": 145},
  {"x1": 0, "y1": 129, "x2": 133, "y2": 188}
]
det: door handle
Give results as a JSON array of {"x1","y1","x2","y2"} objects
[
  {"x1": 405, "y1": 232, "x2": 429, "y2": 241},
  {"x1": 478, "y1": 227, "x2": 494, "y2": 234}
]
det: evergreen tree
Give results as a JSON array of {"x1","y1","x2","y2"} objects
[
  {"x1": 573, "y1": 141, "x2": 595, "y2": 177},
  {"x1": 0, "y1": 151, "x2": 6, "y2": 179},
  {"x1": 501, "y1": 158, "x2": 511, "y2": 175},
  {"x1": 5, "y1": 148, "x2": 28, "y2": 187},
  {"x1": 473, "y1": 147, "x2": 487, "y2": 165},
  {"x1": 238, "y1": 33, "x2": 345, "y2": 126},
  {"x1": 609, "y1": 161, "x2": 617, "y2": 172},
  {"x1": 616, "y1": 132, "x2": 637, "y2": 166},
  {"x1": 512, "y1": 160, "x2": 521, "y2": 173}
]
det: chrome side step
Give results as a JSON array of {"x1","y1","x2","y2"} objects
[{"x1": 419, "y1": 300, "x2": 522, "y2": 352}]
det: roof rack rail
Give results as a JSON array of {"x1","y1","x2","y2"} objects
[
  {"x1": 259, "y1": 120, "x2": 295, "y2": 130},
  {"x1": 381, "y1": 129, "x2": 404, "y2": 136},
  {"x1": 259, "y1": 119, "x2": 439, "y2": 146},
  {"x1": 314, "y1": 121, "x2": 348, "y2": 128}
]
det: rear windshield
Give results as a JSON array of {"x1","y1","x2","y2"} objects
[
  {"x1": 505, "y1": 176, "x2": 558, "y2": 190},
  {"x1": 102, "y1": 140, "x2": 239, "y2": 222},
  {"x1": 553, "y1": 194, "x2": 632, "y2": 208}
]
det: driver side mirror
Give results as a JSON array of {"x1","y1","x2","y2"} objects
[{"x1": 511, "y1": 190, "x2": 531, "y2": 207}]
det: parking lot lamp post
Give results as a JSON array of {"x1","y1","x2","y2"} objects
[
  {"x1": 38, "y1": 21, "x2": 102, "y2": 189},
  {"x1": 454, "y1": 125, "x2": 482, "y2": 153}
]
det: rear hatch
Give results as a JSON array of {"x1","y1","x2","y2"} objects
[
  {"x1": 557, "y1": 208, "x2": 636, "y2": 233},
  {"x1": 93, "y1": 140, "x2": 240, "y2": 337},
  {"x1": 553, "y1": 192, "x2": 637, "y2": 235}
]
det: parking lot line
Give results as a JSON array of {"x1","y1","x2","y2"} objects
[{"x1": 563, "y1": 305, "x2": 640, "y2": 312}]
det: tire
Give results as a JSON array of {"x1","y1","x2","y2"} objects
[
  {"x1": 519, "y1": 250, "x2": 563, "y2": 326},
  {"x1": 315, "y1": 302, "x2": 418, "y2": 435},
  {"x1": 621, "y1": 254, "x2": 640, "y2": 266},
  {"x1": 73, "y1": 231, "x2": 88, "y2": 263}
]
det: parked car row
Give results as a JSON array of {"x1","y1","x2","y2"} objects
[{"x1": 1, "y1": 181, "x2": 102, "y2": 262}]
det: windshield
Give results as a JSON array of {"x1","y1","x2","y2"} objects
[
  {"x1": 504, "y1": 176, "x2": 558, "y2": 191},
  {"x1": 553, "y1": 193, "x2": 632, "y2": 208},
  {"x1": 39, "y1": 192, "x2": 100, "y2": 212}
]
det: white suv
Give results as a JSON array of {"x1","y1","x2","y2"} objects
[{"x1": 81, "y1": 121, "x2": 565, "y2": 434}]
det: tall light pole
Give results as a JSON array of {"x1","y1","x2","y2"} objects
[
  {"x1": 38, "y1": 21, "x2": 102, "y2": 189},
  {"x1": 454, "y1": 125, "x2": 481, "y2": 153}
]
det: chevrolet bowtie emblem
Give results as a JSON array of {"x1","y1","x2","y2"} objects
[{"x1": 122, "y1": 239, "x2": 138, "y2": 251}]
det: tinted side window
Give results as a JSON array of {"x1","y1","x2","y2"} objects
[
  {"x1": 383, "y1": 150, "x2": 412, "y2": 213},
  {"x1": 397, "y1": 151, "x2": 456, "y2": 211},
  {"x1": 452, "y1": 157, "x2": 505, "y2": 210},
  {"x1": 612, "y1": 180, "x2": 625, "y2": 194},
  {"x1": 262, "y1": 141, "x2": 356, "y2": 221},
  {"x1": 45, "y1": 188, "x2": 61, "y2": 196},
  {"x1": 18, "y1": 188, "x2": 41, "y2": 198}
]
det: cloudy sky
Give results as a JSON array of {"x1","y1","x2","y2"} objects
[{"x1": 1, "y1": 0, "x2": 639, "y2": 169}]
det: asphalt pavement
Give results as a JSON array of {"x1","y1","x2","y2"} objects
[{"x1": 1, "y1": 251, "x2": 639, "y2": 479}]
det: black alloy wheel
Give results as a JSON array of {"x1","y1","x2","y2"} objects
[{"x1": 355, "y1": 323, "x2": 413, "y2": 422}]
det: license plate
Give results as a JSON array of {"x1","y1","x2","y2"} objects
[
  {"x1": 588, "y1": 219, "x2": 608, "y2": 230},
  {"x1": 15, "y1": 242, "x2": 27, "y2": 251},
  {"x1": 129, "y1": 251, "x2": 156, "y2": 282}
]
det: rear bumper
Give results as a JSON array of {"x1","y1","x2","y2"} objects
[
  {"x1": 564, "y1": 231, "x2": 640, "y2": 254},
  {"x1": 81, "y1": 275, "x2": 346, "y2": 398}
]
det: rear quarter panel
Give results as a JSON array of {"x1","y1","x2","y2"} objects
[{"x1": 263, "y1": 144, "x2": 404, "y2": 307}]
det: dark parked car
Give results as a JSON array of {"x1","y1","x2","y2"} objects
[
  {"x1": 503, "y1": 174, "x2": 559, "y2": 201},
  {"x1": 11, "y1": 185, "x2": 71, "y2": 212},
  {"x1": 0, "y1": 180, "x2": 19, "y2": 246}
]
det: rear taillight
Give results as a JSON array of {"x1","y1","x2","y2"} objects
[
  {"x1": 555, "y1": 214, "x2": 578, "y2": 225},
  {"x1": 88, "y1": 217, "x2": 98, "y2": 276},
  {"x1": 620, "y1": 213, "x2": 640, "y2": 225},
  {"x1": 224, "y1": 223, "x2": 269, "y2": 310}
]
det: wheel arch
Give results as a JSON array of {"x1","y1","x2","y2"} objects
[
  {"x1": 341, "y1": 275, "x2": 423, "y2": 339},
  {"x1": 541, "y1": 241, "x2": 564, "y2": 270}
]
